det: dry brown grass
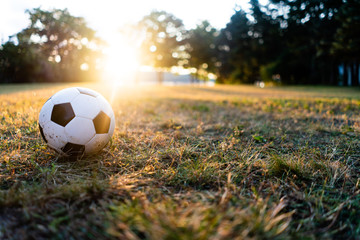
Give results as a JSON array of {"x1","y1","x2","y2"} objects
[{"x1": 0, "y1": 83, "x2": 359, "y2": 239}]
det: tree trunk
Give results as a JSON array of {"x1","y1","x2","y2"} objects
[
  {"x1": 329, "y1": 59, "x2": 336, "y2": 85},
  {"x1": 350, "y1": 61, "x2": 358, "y2": 86},
  {"x1": 342, "y1": 62, "x2": 348, "y2": 86},
  {"x1": 190, "y1": 73, "x2": 195, "y2": 84},
  {"x1": 358, "y1": 63, "x2": 360, "y2": 85},
  {"x1": 343, "y1": 62, "x2": 348, "y2": 86},
  {"x1": 347, "y1": 63, "x2": 352, "y2": 86},
  {"x1": 352, "y1": 61, "x2": 359, "y2": 86},
  {"x1": 157, "y1": 71, "x2": 164, "y2": 85}
]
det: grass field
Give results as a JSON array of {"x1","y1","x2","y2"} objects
[{"x1": 0, "y1": 83, "x2": 359, "y2": 239}]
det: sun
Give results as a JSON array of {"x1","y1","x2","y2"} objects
[{"x1": 102, "y1": 33, "x2": 139, "y2": 85}]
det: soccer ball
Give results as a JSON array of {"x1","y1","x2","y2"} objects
[{"x1": 38, "y1": 87, "x2": 115, "y2": 156}]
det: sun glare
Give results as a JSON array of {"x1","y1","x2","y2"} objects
[{"x1": 102, "y1": 33, "x2": 139, "y2": 85}]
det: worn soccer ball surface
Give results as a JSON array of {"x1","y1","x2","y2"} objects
[{"x1": 38, "y1": 87, "x2": 115, "y2": 156}]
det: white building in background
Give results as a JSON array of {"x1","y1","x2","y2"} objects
[{"x1": 136, "y1": 71, "x2": 215, "y2": 86}]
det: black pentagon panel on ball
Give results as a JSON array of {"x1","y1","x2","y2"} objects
[
  {"x1": 51, "y1": 103, "x2": 75, "y2": 127},
  {"x1": 93, "y1": 111, "x2": 111, "y2": 134},
  {"x1": 39, "y1": 124, "x2": 47, "y2": 143},
  {"x1": 61, "y1": 142, "x2": 85, "y2": 156}
]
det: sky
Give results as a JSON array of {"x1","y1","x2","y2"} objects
[{"x1": 0, "y1": 0, "x2": 251, "y2": 43}]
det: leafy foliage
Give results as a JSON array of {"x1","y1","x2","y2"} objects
[
  {"x1": 0, "y1": 8, "x2": 103, "y2": 83},
  {"x1": 0, "y1": 41, "x2": 47, "y2": 83},
  {"x1": 185, "y1": 21, "x2": 218, "y2": 80},
  {"x1": 136, "y1": 10, "x2": 187, "y2": 83},
  {"x1": 217, "y1": 0, "x2": 360, "y2": 85}
]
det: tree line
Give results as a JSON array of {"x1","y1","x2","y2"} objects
[
  {"x1": 216, "y1": 0, "x2": 360, "y2": 86},
  {"x1": 0, "y1": 0, "x2": 359, "y2": 85},
  {"x1": 0, "y1": 8, "x2": 104, "y2": 83}
]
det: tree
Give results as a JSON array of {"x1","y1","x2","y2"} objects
[
  {"x1": 0, "y1": 39, "x2": 50, "y2": 83},
  {"x1": 13, "y1": 8, "x2": 103, "y2": 82},
  {"x1": 218, "y1": 0, "x2": 348, "y2": 85},
  {"x1": 217, "y1": 9, "x2": 253, "y2": 83},
  {"x1": 217, "y1": 1, "x2": 282, "y2": 84},
  {"x1": 269, "y1": 0, "x2": 343, "y2": 84},
  {"x1": 136, "y1": 10, "x2": 187, "y2": 84},
  {"x1": 331, "y1": 0, "x2": 360, "y2": 86},
  {"x1": 186, "y1": 21, "x2": 218, "y2": 81}
]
